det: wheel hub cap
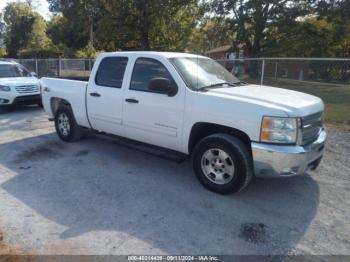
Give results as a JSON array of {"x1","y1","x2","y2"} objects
[
  {"x1": 58, "y1": 113, "x2": 70, "y2": 136},
  {"x1": 201, "y1": 148, "x2": 235, "y2": 185}
]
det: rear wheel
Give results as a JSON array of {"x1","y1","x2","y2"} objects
[
  {"x1": 192, "y1": 133, "x2": 253, "y2": 194},
  {"x1": 54, "y1": 106, "x2": 85, "y2": 142}
]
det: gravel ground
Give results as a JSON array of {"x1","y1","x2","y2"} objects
[{"x1": 0, "y1": 106, "x2": 349, "y2": 255}]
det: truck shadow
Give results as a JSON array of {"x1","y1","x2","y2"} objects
[{"x1": 0, "y1": 132, "x2": 320, "y2": 254}]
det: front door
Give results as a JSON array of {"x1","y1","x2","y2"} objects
[{"x1": 122, "y1": 57, "x2": 185, "y2": 151}]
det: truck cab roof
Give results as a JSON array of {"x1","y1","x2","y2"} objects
[{"x1": 99, "y1": 51, "x2": 207, "y2": 59}]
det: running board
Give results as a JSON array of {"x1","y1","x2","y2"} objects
[{"x1": 92, "y1": 132, "x2": 188, "y2": 163}]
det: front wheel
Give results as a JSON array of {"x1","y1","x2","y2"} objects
[
  {"x1": 54, "y1": 106, "x2": 85, "y2": 142},
  {"x1": 192, "y1": 133, "x2": 253, "y2": 194}
]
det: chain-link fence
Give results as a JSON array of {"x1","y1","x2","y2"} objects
[
  {"x1": 13, "y1": 58, "x2": 94, "y2": 80},
  {"x1": 216, "y1": 58, "x2": 350, "y2": 85}
]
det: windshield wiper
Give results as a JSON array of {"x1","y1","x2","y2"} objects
[
  {"x1": 198, "y1": 82, "x2": 236, "y2": 91},
  {"x1": 198, "y1": 81, "x2": 246, "y2": 91}
]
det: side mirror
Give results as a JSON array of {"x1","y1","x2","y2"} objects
[
  {"x1": 30, "y1": 72, "x2": 38, "y2": 77},
  {"x1": 148, "y1": 78, "x2": 178, "y2": 97}
]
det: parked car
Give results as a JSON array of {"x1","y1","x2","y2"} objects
[
  {"x1": 0, "y1": 60, "x2": 41, "y2": 109},
  {"x1": 41, "y1": 52, "x2": 326, "y2": 194}
]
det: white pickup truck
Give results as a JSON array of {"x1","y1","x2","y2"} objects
[
  {"x1": 41, "y1": 52, "x2": 326, "y2": 194},
  {"x1": 0, "y1": 61, "x2": 41, "y2": 108}
]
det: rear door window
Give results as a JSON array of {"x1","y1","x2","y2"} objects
[{"x1": 95, "y1": 57, "x2": 128, "y2": 88}]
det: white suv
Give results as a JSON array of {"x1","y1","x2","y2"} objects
[{"x1": 0, "y1": 61, "x2": 41, "y2": 108}]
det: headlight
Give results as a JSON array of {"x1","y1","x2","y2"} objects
[
  {"x1": 0, "y1": 85, "x2": 11, "y2": 92},
  {"x1": 260, "y1": 116, "x2": 298, "y2": 144}
]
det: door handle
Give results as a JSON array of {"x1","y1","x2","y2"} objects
[
  {"x1": 125, "y1": 98, "x2": 139, "y2": 103},
  {"x1": 90, "y1": 92, "x2": 101, "y2": 97}
]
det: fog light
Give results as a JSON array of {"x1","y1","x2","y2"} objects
[{"x1": 0, "y1": 99, "x2": 9, "y2": 104}]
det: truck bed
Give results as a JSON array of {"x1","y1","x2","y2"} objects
[{"x1": 40, "y1": 77, "x2": 90, "y2": 128}]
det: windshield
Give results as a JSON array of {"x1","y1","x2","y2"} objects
[
  {"x1": 169, "y1": 57, "x2": 241, "y2": 90},
  {"x1": 0, "y1": 64, "x2": 31, "y2": 78}
]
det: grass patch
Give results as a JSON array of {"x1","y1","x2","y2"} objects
[{"x1": 246, "y1": 77, "x2": 350, "y2": 130}]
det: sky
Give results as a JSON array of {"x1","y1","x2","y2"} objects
[{"x1": 0, "y1": 0, "x2": 51, "y2": 20}]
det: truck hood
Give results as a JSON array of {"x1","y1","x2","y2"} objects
[
  {"x1": 0, "y1": 77, "x2": 40, "y2": 86},
  {"x1": 207, "y1": 84, "x2": 324, "y2": 117}
]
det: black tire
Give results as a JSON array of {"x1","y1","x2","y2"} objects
[
  {"x1": 54, "y1": 106, "x2": 85, "y2": 142},
  {"x1": 192, "y1": 133, "x2": 253, "y2": 194},
  {"x1": 38, "y1": 102, "x2": 43, "y2": 108}
]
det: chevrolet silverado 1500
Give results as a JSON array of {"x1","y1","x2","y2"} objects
[{"x1": 41, "y1": 52, "x2": 326, "y2": 194}]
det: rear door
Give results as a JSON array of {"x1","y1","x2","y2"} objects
[
  {"x1": 86, "y1": 55, "x2": 129, "y2": 135},
  {"x1": 122, "y1": 56, "x2": 185, "y2": 151}
]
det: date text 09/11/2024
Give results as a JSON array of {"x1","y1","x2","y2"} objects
[{"x1": 127, "y1": 255, "x2": 219, "y2": 261}]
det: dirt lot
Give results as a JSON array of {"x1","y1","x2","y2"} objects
[{"x1": 0, "y1": 106, "x2": 349, "y2": 255}]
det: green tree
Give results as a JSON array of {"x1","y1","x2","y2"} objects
[
  {"x1": 96, "y1": 0, "x2": 199, "y2": 51},
  {"x1": 48, "y1": 0, "x2": 101, "y2": 49},
  {"x1": 25, "y1": 15, "x2": 52, "y2": 54},
  {"x1": 317, "y1": 0, "x2": 350, "y2": 57},
  {"x1": 47, "y1": 15, "x2": 66, "y2": 46},
  {"x1": 46, "y1": 15, "x2": 77, "y2": 56},
  {"x1": 131, "y1": 0, "x2": 198, "y2": 50},
  {"x1": 211, "y1": 0, "x2": 313, "y2": 57},
  {"x1": 187, "y1": 16, "x2": 235, "y2": 53},
  {"x1": 317, "y1": 0, "x2": 350, "y2": 19},
  {"x1": 93, "y1": 0, "x2": 147, "y2": 51},
  {"x1": 48, "y1": 0, "x2": 200, "y2": 52},
  {"x1": 3, "y1": 2, "x2": 36, "y2": 57},
  {"x1": 75, "y1": 41, "x2": 101, "y2": 58},
  {"x1": 265, "y1": 16, "x2": 334, "y2": 57},
  {"x1": 149, "y1": 1, "x2": 201, "y2": 51},
  {"x1": 3, "y1": 2, "x2": 62, "y2": 58}
]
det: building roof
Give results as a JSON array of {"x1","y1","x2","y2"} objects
[{"x1": 204, "y1": 45, "x2": 232, "y2": 55}]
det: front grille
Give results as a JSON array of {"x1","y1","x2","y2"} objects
[
  {"x1": 15, "y1": 85, "x2": 39, "y2": 94},
  {"x1": 301, "y1": 111, "x2": 323, "y2": 145}
]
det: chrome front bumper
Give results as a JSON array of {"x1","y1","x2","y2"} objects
[{"x1": 251, "y1": 129, "x2": 326, "y2": 178}]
